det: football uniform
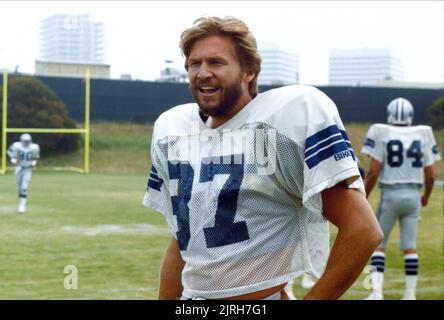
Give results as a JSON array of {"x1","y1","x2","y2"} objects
[
  {"x1": 143, "y1": 85, "x2": 364, "y2": 299},
  {"x1": 7, "y1": 141, "x2": 40, "y2": 199},
  {"x1": 361, "y1": 124, "x2": 440, "y2": 186},
  {"x1": 361, "y1": 124, "x2": 441, "y2": 250}
]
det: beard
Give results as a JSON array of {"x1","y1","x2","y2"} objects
[{"x1": 190, "y1": 73, "x2": 244, "y2": 118}]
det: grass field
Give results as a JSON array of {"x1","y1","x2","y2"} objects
[
  {"x1": 0, "y1": 122, "x2": 442, "y2": 300},
  {"x1": 0, "y1": 172, "x2": 169, "y2": 299}
]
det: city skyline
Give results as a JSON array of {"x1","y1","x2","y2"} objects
[
  {"x1": 39, "y1": 13, "x2": 105, "y2": 64},
  {"x1": 329, "y1": 48, "x2": 404, "y2": 86},
  {"x1": 0, "y1": 1, "x2": 442, "y2": 85}
]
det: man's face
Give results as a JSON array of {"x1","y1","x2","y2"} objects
[{"x1": 187, "y1": 35, "x2": 253, "y2": 120}]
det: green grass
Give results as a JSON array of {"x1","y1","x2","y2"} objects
[
  {"x1": 0, "y1": 122, "x2": 442, "y2": 299},
  {"x1": 0, "y1": 171, "x2": 169, "y2": 299}
]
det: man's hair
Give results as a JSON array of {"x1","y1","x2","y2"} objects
[{"x1": 180, "y1": 16, "x2": 262, "y2": 98}]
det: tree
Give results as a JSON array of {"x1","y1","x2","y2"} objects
[
  {"x1": 0, "y1": 76, "x2": 80, "y2": 155},
  {"x1": 427, "y1": 94, "x2": 444, "y2": 129}
]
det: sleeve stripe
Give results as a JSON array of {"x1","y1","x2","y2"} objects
[
  {"x1": 340, "y1": 129, "x2": 356, "y2": 161},
  {"x1": 340, "y1": 130, "x2": 353, "y2": 146},
  {"x1": 305, "y1": 141, "x2": 350, "y2": 169},
  {"x1": 305, "y1": 124, "x2": 341, "y2": 149},
  {"x1": 364, "y1": 138, "x2": 375, "y2": 148},
  {"x1": 150, "y1": 172, "x2": 160, "y2": 179},
  {"x1": 149, "y1": 176, "x2": 160, "y2": 183},
  {"x1": 305, "y1": 125, "x2": 355, "y2": 167},
  {"x1": 147, "y1": 165, "x2": 163, "y2": 191},
  {"x1": 305, "y1": 134, "x2": 344, "y2": 158},
  {"x1": 150, "y1": 165, "x2": 161, "y2": 180},
  {"x1": 148, "y1": 178, "x2": 163, "y2": 191}
]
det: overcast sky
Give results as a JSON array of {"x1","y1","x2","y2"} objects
[{"x1": 0, "y1": 0, "x2": 443, "y2": 85}]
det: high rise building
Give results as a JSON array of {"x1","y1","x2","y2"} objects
[
  {"x1": 258, "y1": 43, "x2": 299, "y2": 86},
  {"x1": 39, "y1": 14, "x2": 104, "y2": 64},
  {"x1": 329, "y1": 48, "x2": 404, "y2": 86}
]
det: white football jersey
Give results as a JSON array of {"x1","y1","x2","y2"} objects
[
  {"x1": 143, "y1": 85, "x2": 364, "y2": 299},
  {"x1": 361, "y1": 124, "x2": 441, "y2": 185},
  {"x1": 7, "y1": 142, "x2": 40, "y2": 168}
]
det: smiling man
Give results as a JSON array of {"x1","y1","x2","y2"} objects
[
  {"x1": 143, "y1": 16, "x2": 382, "y2": 300},
  {"x1": 187, "y1": 34, "x2": 254, "y2": 127}
]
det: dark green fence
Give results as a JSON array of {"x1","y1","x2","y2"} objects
[{"x1": 1, "y1": 73, "x2": 443, "y2": 125}]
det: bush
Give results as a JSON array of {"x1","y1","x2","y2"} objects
[
  {"x1": 427, "y1": 94, "x2": 444, "y2": 129},
  {"x1": 0, "y1": 75, "x2": 80, "y2": 155}
]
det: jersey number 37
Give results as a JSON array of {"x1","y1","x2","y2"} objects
[{"x1": 168, "y1": 154, "x2": 250, "y2": 251}]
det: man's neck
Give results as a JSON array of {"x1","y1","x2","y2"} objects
[{"x1": 211, "y1": 94, "x2": 253, "y2": 128}]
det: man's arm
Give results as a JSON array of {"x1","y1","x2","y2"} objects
[
  {"x1": 364, "y1": 158, "x2": 382, "y2": 197},
  {"x1": 304, "y1": 181, "x2": 383, "y2": 300},
  {"x1": 32, "y1": 145, "x2": 40, "y2": 167},
  {"x1": 7, "y1": 145, "x2": 17, "y2": 164},
  {"x1": 421, "y1": 165, "x2": 435, "y2": 206},
  {"x1": 158, "y1": 236, "x2": 185, "y2": 300}
]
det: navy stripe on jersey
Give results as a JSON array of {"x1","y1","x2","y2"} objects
[
  {"x1": 364, "y1": 138, "x2": 375, "y2": 148},
  {"x1": 305, "y1": 125, "x2": 340, "y2": 149},
  {"x1": 147, "y1": 165, "x2": 163, "y2": 191},
  {"x1": 432, "y1": 145, "x2": 439, "y2": 155},
  {"x1": 340, "y1": 130, "x2": 355, "y2": 160},
  {"x1": 305, "y1": 125, "x2": 354, "y2": 169},
  {"x1": 305, "y1": 134, "x2": 343, "y2": 158}
]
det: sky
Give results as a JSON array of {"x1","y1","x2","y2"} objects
[{"x1": 0, "y1": 0, "x2": 443, "y2": 85}]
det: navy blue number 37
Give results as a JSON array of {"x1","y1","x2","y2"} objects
[{"x1": 168, "y1": 154, "x2": 250, "y2": 251}]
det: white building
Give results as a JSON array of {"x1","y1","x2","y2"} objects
[
  {"x1": 258, "y1": 43, "x2": 299, "y2": 86},
  {"x1": 155, "y1": 60, "x2": 188, "y2": 82},
  {"x1": 39, "y1": 14, "x2": 104, "y2": 64},
  {"x1": 329, "y1": 48, "x2": 404, "y2": 86}
]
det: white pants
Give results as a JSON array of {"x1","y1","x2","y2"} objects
[{"x1": 15, "y1": 166, "x2": 32, "y2": 198}]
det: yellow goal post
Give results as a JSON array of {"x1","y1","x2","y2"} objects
[{"x1": 1, "y1": 69, "x2": 91, "y2": 174}]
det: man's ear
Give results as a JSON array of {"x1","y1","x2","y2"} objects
[{"x1": 244, "y1": 70, "x2": 256, "y2": 83}]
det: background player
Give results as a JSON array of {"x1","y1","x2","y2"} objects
[
  {"x1": 361, "y1": 97, "x2": 441, "y2": 300},
  {"x1": 7, "y1": 133, "x2": 40, "y2": 213}
]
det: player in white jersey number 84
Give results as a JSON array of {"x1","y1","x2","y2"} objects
[{"x1": 361, "y1": 97, "x2": 441, "y2": 300}]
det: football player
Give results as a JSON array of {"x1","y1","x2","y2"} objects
[
  {"x1": 143, "y1": 16, "x2": 382, "y2": 300},
  {"x1": 361, "y1": 97, "x2": 441, "y2": 300},
  {"x1": 7, "y1": 133, "x2": 40, "y2": 213}
]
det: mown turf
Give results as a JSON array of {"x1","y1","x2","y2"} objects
[{"x1": 0, "y1": 172, "x2": 169, "y2": 299}]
